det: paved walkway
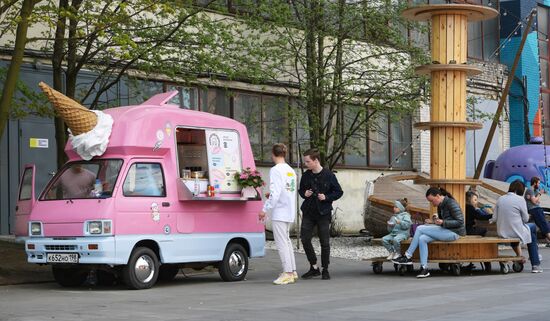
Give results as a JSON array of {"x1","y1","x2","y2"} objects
[{"x1": 1, "y1": 248, "x2": 549, "y2": 321}]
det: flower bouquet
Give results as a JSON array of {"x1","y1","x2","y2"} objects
[{"x1": 234, "y1": 168, "x2": 264, "y2": 199}]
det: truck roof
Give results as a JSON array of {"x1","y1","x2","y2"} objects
[{"x1": 65, "y1": 91, "x2": 250, "y2": 160}]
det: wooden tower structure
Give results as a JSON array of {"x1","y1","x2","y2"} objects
[{"x1": 402, "y1": 4, "x2": 498, "y2": 212}]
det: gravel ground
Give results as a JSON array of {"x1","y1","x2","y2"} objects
[
  {"x1": 266, "y1": 236, "x2": 388, "y2": 261},
  {"x1": 266, "y1": 236, "x2": 549, "y2": 261}
]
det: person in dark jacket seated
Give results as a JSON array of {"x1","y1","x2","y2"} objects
[
  {"x1": 466, "y1": 191, "x2": 493, "y2": 236},
  {"x1": 393, "y1": 187, "x2": 465, "y2": 278}
]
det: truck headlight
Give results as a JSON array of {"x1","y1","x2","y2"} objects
[
  {"x1": 85, "y1": 220, "x2": 112, "y2": 235},
  {"x1": 29, "y1": 222, "x2": 42, "y2": 236}
]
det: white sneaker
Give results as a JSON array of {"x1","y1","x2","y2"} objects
[
  {"x1": 273, "y1": 273, "x2": 295, "y2": 285},
  {"x1": 292, "y1": 271, "x2": 298, "y2": 281},
  {"x1": 386, "y1": 252, "x2": 394, "y2": 260},
  {"x1": 393, "y1": 253, "x2": 402, "y2": 260},
  {"x1": 532, "y1": 265, "x2": 543, "y2": 273}
]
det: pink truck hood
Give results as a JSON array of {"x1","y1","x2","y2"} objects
[{"x1": 30, "y1": 198, "x2": 115, "y2": 237}]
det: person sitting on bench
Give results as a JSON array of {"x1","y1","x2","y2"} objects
[
  {"x1": 393, "y1": 187, "x2": 465, "y2": 278},
  {"x1": 466, "y1": 191, "x2": 493, "y2": 236},
  {"x1": 491, "y1": 180, "x2": 543, "y2": 273}
]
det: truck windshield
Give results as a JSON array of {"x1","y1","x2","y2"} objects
[{"x1": 41, "y1": 159, "x2": 123, "y2": 200}]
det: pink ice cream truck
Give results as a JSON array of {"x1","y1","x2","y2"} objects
[{"x1": 15, "y1": 86, "x2": 265, "y2": 289}]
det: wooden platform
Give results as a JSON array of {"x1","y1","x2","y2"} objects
[{"x1": 401, "y1": 236, "x2": 520, "y2": 261}]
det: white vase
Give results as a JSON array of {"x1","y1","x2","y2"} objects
[{"x1": 241, "y1": 186, "x2": 258, "y2": 199}]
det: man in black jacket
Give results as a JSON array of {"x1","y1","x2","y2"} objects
[{"x1": 299, "y1": 148, "x2": 343, "y2": 280}]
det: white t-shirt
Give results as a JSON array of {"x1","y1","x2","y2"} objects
[{"x1": 262, "y1": 162, "x2": 297, "y2": 222}]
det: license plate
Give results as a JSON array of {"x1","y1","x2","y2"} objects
[{"x1": 47, "y1": 253, "x2": 79, "y2": 263}]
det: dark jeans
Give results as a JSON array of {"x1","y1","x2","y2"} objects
[
  {"x1": 300, "y1": 213, "x2": 331, "y2": 269},
  {"x1": 529, "y1": 207, "x2": 550, "y2": 235},
  {"x1": 527, "y1": 223, "x2": 541, "y2": 266}
]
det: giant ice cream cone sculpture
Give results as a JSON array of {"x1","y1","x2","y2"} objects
[
  {"x1": 39, "y1": 81, "x2": 113, "y2": 160},
  {"x1": 39, "y1": 82, "x2": 97, "y2": 135}
]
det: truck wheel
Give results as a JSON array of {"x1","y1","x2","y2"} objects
[
  {"x1": 123, "y1": 247, "x2": 159, "y2": 290},
  {"x1": 372, "y1": 262, "x2": 383, "y2": 274},
  {"x1": 158, "y1": 265, "x2": 180, "y2": 282},
  {"x1": 483, "y1": 262, "x2": 492, "y2": 273},
  {"x1": 219, "y1": 243, "x2": 248, "y2": 282},
  {"x1": 52, "y1": 266, "x2": 87, "y2": 287}
]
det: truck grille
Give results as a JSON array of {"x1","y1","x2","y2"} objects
[{"x1": 45, "y1": 245, "x2": 77, "y2": 251}]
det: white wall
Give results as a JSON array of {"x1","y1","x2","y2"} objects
[{"x1": 257, "y1": 166, "x2": 391, "y2": 234}]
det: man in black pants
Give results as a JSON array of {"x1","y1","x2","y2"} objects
[{"x1": 299, "y1": 148, "x2": 343, "y2": 280}]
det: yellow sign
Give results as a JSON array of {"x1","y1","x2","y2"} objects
[{"x1": 29, "y1": 138, "x2": 49, "y2": 148}]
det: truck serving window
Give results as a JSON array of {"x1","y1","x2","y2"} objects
[
  {"x1": 42, "y1": 159, "x2": 123, "y2": 200},
  {"x1": 123, "y1": 163, "x2": 166, "y2": 197}
]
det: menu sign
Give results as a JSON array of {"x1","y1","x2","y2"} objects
[{"x1": 205, "y1": 129, "x2": 242, "y2": 192}]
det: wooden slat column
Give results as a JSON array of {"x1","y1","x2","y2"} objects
[{"x1": 402, "y1": 4, "x2": 498, "y2": 215}]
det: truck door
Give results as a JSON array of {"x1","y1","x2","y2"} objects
[
  {"x1": 14, "y1": 165, "x2": 35, "y2": 237},
  {"x1": 116, "y1": 161, "x2": 174, "y2": 235}
]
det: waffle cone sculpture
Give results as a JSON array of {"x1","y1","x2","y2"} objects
[{"x1": 39, "y1": 82, "x2": 97, "y2": 135}]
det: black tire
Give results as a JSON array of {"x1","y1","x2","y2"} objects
[
  {"x1": 158, "y1": 264, "x2": 180, "y2": 282},
  {"x1": 438, "y1": 263, "x2": 450, "y2": 272},
  {"x1": 499, "y1": 262, "x2": 510, "y2": 274},
  {"x1": 451, "y1": 264, "x2": 461, "y2": 276},
  {"x1": 52, "y1": 266, "x2": 87, "y2": 287},
  {"x1": 122, "y1": 247, "x2": 159, "y2": 290},
  {"x1": 483, "y1": 262, "x2": 492, "y2": 273},
  {"x1": 512, "y1": 261, "x2": 524, "y2": 273},
  {"x1": 373, "y1": 263, "x2": 383, "y2": 274},
  {"x1": 219, "y1": 243, "x2": 248, "y2": 282}
]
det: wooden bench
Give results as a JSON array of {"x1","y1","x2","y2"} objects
[
  {"x1": 368, "y1": 236, "x2": 524, "y2": 275},
  {"x1": 400, "y1": 235, "x2": 520, "y2": 261}
]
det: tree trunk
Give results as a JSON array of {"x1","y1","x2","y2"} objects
[
  {"x1": 52, "y1": 0, "x2": 68, "y2": 169},
  {"x1": 0, "y1": 0, "x2": 40, "y2": 139}
]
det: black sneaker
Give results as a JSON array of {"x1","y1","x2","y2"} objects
[
  {"x1": 301, "y1": 266, "x2": 321, "y2": 279},
  {"x1": 392, "y1": 256, "x2": 413, "y2": 265},
  {"x1": 322, "y1": 268, "x2": 330, "y2": 280},
  {"x1": 416, "y1": 267, "x2": 430, "y2": 278}
]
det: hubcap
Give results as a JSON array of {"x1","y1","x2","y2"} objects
[
  {"x1": 228, "y1": 251, "x2": 246, "y2": 277},
  {"x1": 134, "y1": 255, "x2": 155, "y2": 283}
]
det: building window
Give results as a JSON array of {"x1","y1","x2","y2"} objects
[
  {"x1": 232, "y1": 91, "x2": 288, "y2": 162},
  {"x1": 166, "y1": 85, "x2": 199, "y2": 110},
  {"x1": 234, "y1": 92, "x2": 262, "y2": 159},
  {"x1": 368, "y1": 115, "x2": 390, "y2": 167}
]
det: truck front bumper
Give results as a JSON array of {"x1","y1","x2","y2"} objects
[{"x1": 25, "y1": 236, "x2": 123, "y2": 265}]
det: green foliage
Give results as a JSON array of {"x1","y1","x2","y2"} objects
[
  {"x1": 235, "y1": 0, "x2": 429, "y2": 168},
  {"x1": 0, "y1": 67, "x2": 53, "y2": 118}
]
